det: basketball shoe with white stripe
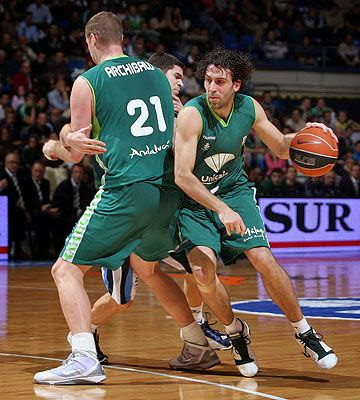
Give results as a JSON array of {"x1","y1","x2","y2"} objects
[
  {"x1": 295, "y1": 327, "x2": 337, "y2": 369},
  {"x1": 229, "y1": 319, "x2": 258, "y2": 377},
  {"x1": 34, "y1": 350, "x2": 106, "y2": 385}
]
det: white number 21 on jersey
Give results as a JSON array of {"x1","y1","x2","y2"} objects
[{"x1": 127, "y1": 96, "x2": 167, "y2": 137}]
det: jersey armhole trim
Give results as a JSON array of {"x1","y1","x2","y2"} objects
[
  {"x1": 183, "y1": 105, "x2": 204, "y2": 140},
  {"x1": 79, "y1": 76, "x2": 96, "y2": 116}
]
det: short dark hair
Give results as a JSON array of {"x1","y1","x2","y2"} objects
[
  {"x1": 197, "y1": 48, "x2": 253, "y2": 85},
  {"x1": 271, "y1": 168, "x2": 284, "y2": 176},
  {"x1": 148, "y1": 52, "x2": 184, "y2": 73},
  {"x1": 85, "y1": 11, "x2": 123, "y2": 46}
]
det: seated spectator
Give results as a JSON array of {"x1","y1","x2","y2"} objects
[
  {"x1": 187, "y1": 45, "x2": 200, "y2": 66},
  {"x1": 259, "y1": 90, "x2": 277, "y2": 117},
  {"x1": 264, "y1": 150, "x2": 287, "y2": 176},
  {"x1": 48, "y1": 78, "x2": 70, "y2": 113},
  {"x1": 262, "y1": 30, "x2": 288, "y2": 60},
  {"x1": 335, "y1": 110, "x2": 349, "y2": 131},
  {"x1": 299, "y1": 97, "x2": 312, "y2": 121},
  {"x1": 295, "y1": 35, "x2": 318, "y2": 66},
  {"x1": 304, "y1": 176, "x2": 324, "y2": 197},
  {"x1": 321, "y1": 171, "x2": 338, "y2": 197},
  {"x1": 338, "y1": 163, "x2": 360, "y2": 197},
  {"x1": 353, "y1": 141, "x2": 360, "y2": 162},
  {"x1": 248, "y1": 166, "x2": 265, "y2": 196},
  {"x1": 324, "y1": 4, "x2": 345, "y2": 36},
  {"x1": 17, "y1": 12, "x2": 40, "y2": 44},
  {"x1": 24, "y1": 161, "x2": 56, "y2": 259},
  {"x1": 17, "y1": 92, "x2": 39, "y2": 128},
  {"x1": 285, "y1": 166, "x2": 304, "y2": 197},
  {"x1": 27, "y1": 0, "x2": 53, "y2": 26},
  {"x1": 45, "y1": 51, "x2": 68, "y2": 78},
  {"x1": 0, "y1": 152, "x2": 30, "y2": 259},
  {"x1": 22, "y1": 134, "x2": 43, "y2": 169},
  {"x1": 308, "y1": 98, "x2": 331, "y2": 120},
  {"x1": 336, "y1": 126, "x2": 353, "y2": 159},
  {"x1": 285, "y1": 108, "x2": 306, "y2": 132},
  {"x1": 48, "y1": 108, "x2": 66, "y2": 133},
  {"x1": 338, "y1": 34, "x2": 359, "y2": 67},
  {"x1": 182, "y1": 66, "x2": 201, "y2": 98},
  {"x1": 12, "y1": 61, "x2": 33, "y2": 95},
  {"x1": 0, "y1": 126, "x2": 16, "y2": 163},
  {"x1": 11, "y1": 84, "x2": 26, "y2": 111},
  {"x1": 322, "y1": 110, "x2": 336, "y2": 131},
  {"x1": 28, "y1": 112, "x2": 52, "y2": 141},
  {"x1": 244, "y1": 130, "x2": 266, "y2": 170},
  {"x1": 260, "y1": 168, "x2": 287, "y2": 197},
  {"x1": 16, "y1": 35, "x2": 37, "y2": 62},
  {"x1": 0, "y1": 49, "x2": 12, "y2": 92},
  {"x1": 0, "y1": 93, "x2": 11, "y2": 122},
  {"x1": 51, "y1": 164, "x2": 95, "y2": 254}
]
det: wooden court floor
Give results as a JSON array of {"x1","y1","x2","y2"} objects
[{"x1": 0, "y1": 253, "x2": 359, "y2": 400}]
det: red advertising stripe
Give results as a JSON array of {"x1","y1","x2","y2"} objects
[
  {"x1": 271, "y1": 240, "x2": 360, "y2": 248},
  {"x1": 0, "y1": 246, "x2": 8, "y2": 254}
]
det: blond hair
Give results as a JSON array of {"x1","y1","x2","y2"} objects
[{"x1": 85, "y1": 11, "x2": 123, "y2": 46}]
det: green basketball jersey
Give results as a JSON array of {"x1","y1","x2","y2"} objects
[
  {"x1": 184, "y1": 93, "x2": 255, "y2": 200},
  {"x1": 81, "y1": 55, "x2": 174, "y2": 189}
]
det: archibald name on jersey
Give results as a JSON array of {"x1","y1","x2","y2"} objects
[
  {"x1": 129, "y1": 139, "x2": 171, "y2": 159},
  {"x1": 104, "y1": 61, "x2": 155, "y2": 78}
]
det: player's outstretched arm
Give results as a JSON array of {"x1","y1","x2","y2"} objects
[
  {"x1": 174, "y1": 107, "x2": 246, "y2": 236},
  {"x1": 252, "y1": 98, "x2": 337, "y2": 159},
  {"x1": 60, "y1": 77, "x2": 106, "y2": 157},
  {"x1": 252, "y1": 98, "x2": 295, "y2": 159}
]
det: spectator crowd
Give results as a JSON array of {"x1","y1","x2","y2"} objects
[{"x1": 0, "y1": 0, "x2": 359, "y2": 260}]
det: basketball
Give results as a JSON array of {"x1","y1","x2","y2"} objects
[{"x1": 289, "y1": 127, "x2": 338, "y2": 177}]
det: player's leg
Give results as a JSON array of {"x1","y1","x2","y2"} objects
[
  {"x1": 129, "y1": 253, "x2": 220, "y2": 370},
  {"x1": 34, "y1": 258, "x2": 106, "y2": 385},
  {"x1": 245, "y1": 247, "x2": 337, "y2": 369},
  {"x1": 183, "y1": 272, "x2": 232, "y2": 351},
  {"x1": 225, "y1": 183, "x2": 337, "y2": 370},
  {"x1": 187, "y1": 246, "x2": 257, "y2": 377}
]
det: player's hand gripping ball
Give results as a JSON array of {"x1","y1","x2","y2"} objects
[{"x1": 290, "y1": 122, "x2": 338, "y2": 177}]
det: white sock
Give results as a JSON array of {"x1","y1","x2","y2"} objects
[
  {"x1": 181, "y1": 321, "x2": 207, "y2": 346},
  {"x1": 224, "y1": 317, "x2": 242, "y2": 335},
  {"x1": 190, "y1": 304, "x2": 204, "y2": 323},
  {"x1": 291, "y1": 317, "x2": 311, "y2": 335},
  {"x1": 90, "y1": 323, "x2": 98, "y2": 333},
  {"x1": 71, "y1": 332, "x2": 96, "y2": 354}
]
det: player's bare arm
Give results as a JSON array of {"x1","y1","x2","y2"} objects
[
  {"x1": 60, "y1": 77, "x2": 107, "y2": 155},
  {"x1": 252, "y1": 99, "x2": 337, "y2": 159},
  {"x1": 43, "y1": 124, "x2": 99, "y2": 163},
  {"x1": 174, "y1": 106, "x2": 246, "y2": 236}
]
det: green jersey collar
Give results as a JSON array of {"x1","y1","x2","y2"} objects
[
  {"x1": 101, "y1": 54, "x2": 128, "y2": 64},
  {"x1": 205, "y1": 95, "x2": 234, "y2": 128}
]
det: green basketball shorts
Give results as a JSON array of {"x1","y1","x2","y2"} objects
[
  {"x1": 178, "y1": 182, "x2": 269, "y2": 265},
  {"x1": 60, "y1": 182, "x2": 182, "y2": 270}
]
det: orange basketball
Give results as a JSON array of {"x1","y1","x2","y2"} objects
[{"x1": 289, "y1": 127, "x2": 338, "y2": 177}]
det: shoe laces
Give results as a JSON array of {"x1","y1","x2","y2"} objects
[
  {"x1": 298, "y1": 329, "x2": 324, "y2": 358},
  {"x1": 62, "y1": 350, "x2": 91, "y2": 368},
  {"x1": 201, "y1": 312, "x2": 226, "y2": 336}
]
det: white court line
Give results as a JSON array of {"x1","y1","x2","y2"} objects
[
  {"x1": 0, "y1": 352, "x2": 288, "y2": 400},
  {"x1": 0, "y1": 285, "x2": 152, "y2": 296}
]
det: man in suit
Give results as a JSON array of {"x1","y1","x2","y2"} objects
[
  {"x1": 24, "y1": 161, "x2": 57, "y2": 259},
  {"x1": 51, "y1": 164, "x2": 95, "y2": 254},
  {"x1": 338, "y1": 163, "x2": 360, "y2": 197},
  {"x1": 0, "y1": 152, "x2": 30, "y2": 259}
]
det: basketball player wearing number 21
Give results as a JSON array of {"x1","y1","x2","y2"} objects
[{"x1": 174, "y1": 48, "x2": 338, "y2": 375}]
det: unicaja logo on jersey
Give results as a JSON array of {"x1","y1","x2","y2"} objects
[
  {"x1": 200, "y1": 153, "x2": 235, "y2": 185},
  {"x1": 205, "y1": 153, "x2": 235, "y2": 173}
]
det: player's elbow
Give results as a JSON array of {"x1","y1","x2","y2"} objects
[{"x1": 174, "y1": 169, "x2": 190, "y2": 189}]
